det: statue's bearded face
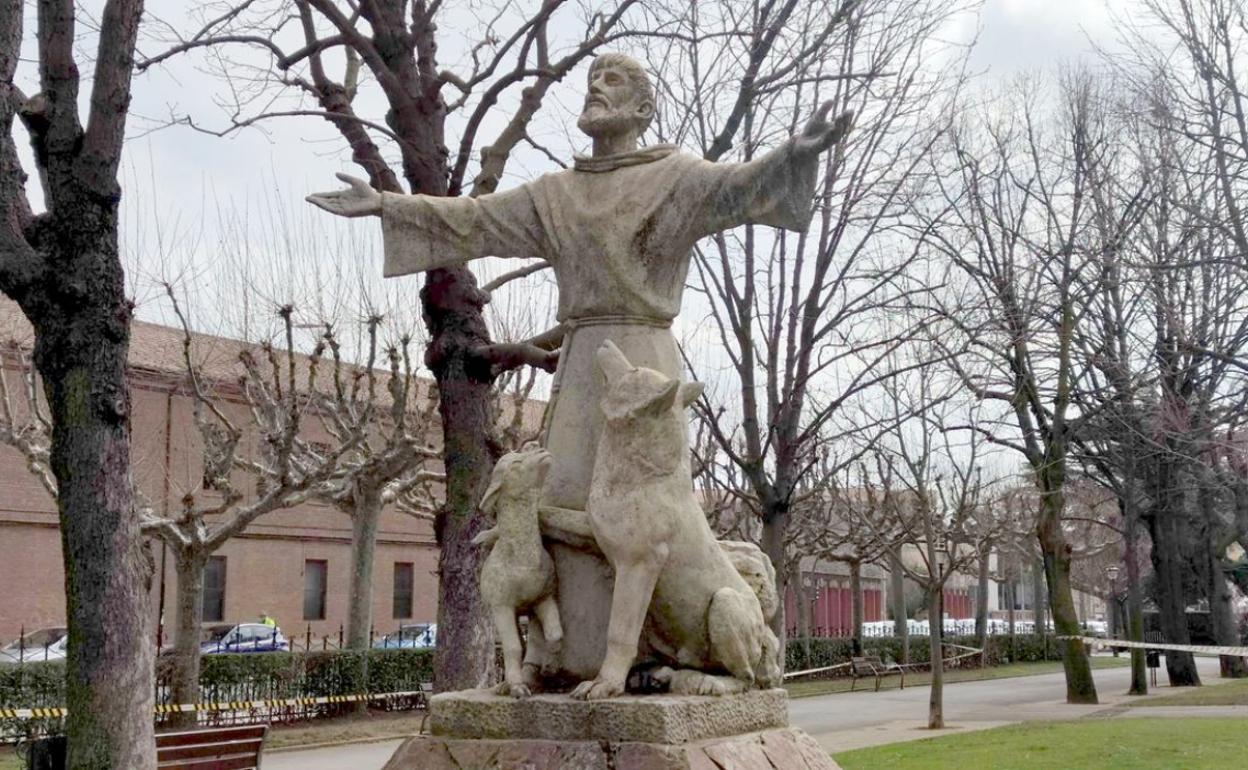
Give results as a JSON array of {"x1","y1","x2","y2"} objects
[{"x1": 577, "y1": 61, "x2": 651, "y2": 140}]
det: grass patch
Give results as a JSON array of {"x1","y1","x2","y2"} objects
[
  {"x1": 785, "y1": 657, "x2": 1130, "y2": 699},
  {"x1": 1127, "y1": 676, "x2": 1248, "y2": 707},
  {"x1": 833, "y1": 718, "x2": 1248, "y2": 770},
  {"x1": 0, "y1": 748, "x2": 16, "y2": 770}
]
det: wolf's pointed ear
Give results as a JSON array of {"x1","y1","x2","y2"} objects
[
  {"x1": 479, "y1": 465, "x2": 506, "y2": 515},
  {"x1": 678, "y1": 381, "x2": 705, "y2": 409},
  {"x1": 633, "y1": 380, "x2": 680, "y2": 418},
  {"x1": 596, "y1": 339, "x2": 634, "y2": 382}
]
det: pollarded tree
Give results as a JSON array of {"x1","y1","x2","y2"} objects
[{"x1": 0, "y1": 2, "x2": 155, "y2": 766}]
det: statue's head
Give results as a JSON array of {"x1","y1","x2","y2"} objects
[{"x1": 577, "y1": 53, "x2": 655, "y2": 142}]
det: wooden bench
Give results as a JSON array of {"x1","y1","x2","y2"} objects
[
  {"x1": 850, "y1": 655, "x2": 905, "y2": 692},
  {"x1": 156, "y1": 724, "x2": 267, "y2": 770}
]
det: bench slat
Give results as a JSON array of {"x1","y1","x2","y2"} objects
[
  {"x1": 157, "y1": 725, "x2": 267, "y2": 747},
  {"x1": 158, "y1": 755, "x2": 261, "y2": 770},
  {"x1": 158, "y1": 739, "x2": 264, "y2": 761}
]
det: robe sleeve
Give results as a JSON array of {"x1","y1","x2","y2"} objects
[
  {"x1": 380, "y1": 185, "x2": 547, "y2": 277},
  {"x1": 688, "y1": 139, "x2": 820, "y2": 239}
]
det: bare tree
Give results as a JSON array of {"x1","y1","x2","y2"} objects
[
  {"x1": 142, "y1": 294, "x2": 366, "y2": 721},
  {"x1": 661, "y1": 0, "x2": 969, "y2": 645},
  {"x1": 0, "y1": 2, "x2": 156, "y2": 765},
  {"x1": 921, "y1": 73, "x2": 1121, "y2": 703},
  {"x1": 855, "y1": 380, "x2": 1003, "y2": 731},
  {"x1": 137, "y1": 0, "x2": 630, "y2": 689}
]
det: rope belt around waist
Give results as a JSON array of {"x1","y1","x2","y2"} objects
[
  {"x1": 561, "y1": 314, "x2": 674, "y2": 332},
  {"x1": 540, "y1": 314, "x2": 674, "y2": 444}
]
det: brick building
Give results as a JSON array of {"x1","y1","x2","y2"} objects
[{"x1": 0, "y1": 301, "x2": 539, "y2": 646}]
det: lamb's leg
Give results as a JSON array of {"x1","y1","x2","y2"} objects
[
  {"x1": 491, "y1": 606, "x2": 531, "y2": 698},
  {"x1": 571, "y1": 544, "x2": 669, "y2": 701},
  {"x1": 528, "y1": 595, "x2": 564, "y2": 677}
]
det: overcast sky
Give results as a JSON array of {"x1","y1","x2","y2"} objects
[{"x1": 13, "y1": 1, "x2": 1131, "y2": 343}]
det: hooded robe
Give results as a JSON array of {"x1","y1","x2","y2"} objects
[{"x1": 381, "y1": 141, "x2": 819, "y2": 512}]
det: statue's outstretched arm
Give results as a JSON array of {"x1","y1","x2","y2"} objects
[{"x1": 306, "y1": 173, "x2": 382, "y2": 218}]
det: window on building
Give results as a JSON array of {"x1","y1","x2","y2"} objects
[
  {"x1": 303, "y1": 560, "x2": 328, "y2": 620},
  {"x1": 203, "y1": 556, "x2": 227, "y2": 622},
  {"x1": 393, "y1": 563, "x2": 414, "y2": 619}
]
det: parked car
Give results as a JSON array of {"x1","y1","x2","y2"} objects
[
  {"x1": 373, "y1": 623, "x2": 437, "y2": 650},
  {"x1": 0, "y1": 627, "x2": 68, "y2": 664},
  {"x1": 199, "y1": 623, "x2": 289, "y2": 654}
]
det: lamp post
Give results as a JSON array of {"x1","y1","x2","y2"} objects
[
  {"x1": 1106, "y1": 565, "x2": 1121, "y2": 657},
  {"x1": 928, "y1": 534, "x2": 949, "y2": 730}
]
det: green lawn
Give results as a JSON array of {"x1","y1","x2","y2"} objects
[
  {"x1": 0, "y1": 748, "x2": 16, "y2": 770},
  {"x1": 1127, "y1": 676, "x2": 1248, "y2": 707},
  {"x1": 833, "y1": 718, "x2": 1248, "y2": 770},
  {"x1": 785, "y1": 657, "x2": 1130, "y2": 699}
]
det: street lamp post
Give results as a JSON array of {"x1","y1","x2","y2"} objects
[
  {"x1": 1106, "y1": 565, "x2": 1121, "y2": 657},
  {"x1": 928, "y1": 534, "x2": 949, "y2": 730}
]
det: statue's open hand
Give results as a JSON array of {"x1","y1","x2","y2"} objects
[
  {"x1": 306, "y1": 173, "x2": 382, "y2": 218},
  {"x1": 796, "y1": 102, "x2": 855, "y2": 156}
]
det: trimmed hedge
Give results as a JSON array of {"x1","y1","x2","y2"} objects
[{"x1": 785, "y1": 633, "x2": 1065, "y2": 676}]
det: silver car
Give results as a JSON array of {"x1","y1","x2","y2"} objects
[{"x1": 0, "y1": 627, "x2": 68, "y2": 664}]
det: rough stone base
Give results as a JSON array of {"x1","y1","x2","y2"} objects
[
  {"x1": 429, "y1": 688, "x2": 788, "y2": 744},
  {"x1": 382, "y1": 727, "x2": 842, "y2": 770}
]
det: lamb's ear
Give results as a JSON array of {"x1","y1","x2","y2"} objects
[
  {"x1": 596, "y1": 339, "x2": 633, "y2": 382},
  {"x1": 472, "y1": 527, "x2": 500, "y2": 547},
  {"x1": 633, "y1": 380, "x2": 680, "y2": 418},
  {"x1": 678, "y1": 381, "x2": 705, "y2": 409}
]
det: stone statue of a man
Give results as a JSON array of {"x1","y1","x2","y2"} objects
[
  {"x1": 309, "y1": 52, "x2": 851, "y2": 681},
  {"x1": 309, "y1": 52, "x2": 850, "y2": 510}
]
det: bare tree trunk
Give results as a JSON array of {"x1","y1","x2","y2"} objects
[
  {"x1": 849, "y1": 560, "x2": 864, "y2": 655},
  {"x1": 169, "y1": 552, "x2": 205, "y2": 728},
  {"x1": 1032, "y1": 557, "x2": 1046, "y2": 633},
  {"x1": 1145, "y1": 464, "x2": 1202, "y2": 686},
  {"x1": 1037, "y1": 487, "x2": 1098, "y2": 703},
  {"x1": 1124, "y1": 500, "x2": 1148, "y2": 694},
  {"x1": 928, "y1": 584, "x2": 944, "y2": 729},
  {"x1": 975, "y1": 547, "x2": 990, "y2": 650},
  {"x1": 346, "y1": 485, "x2": 383, "y2": 651},
  {"x1": 889, "y1": 549, "x2": 909, "y2": 663},
  {"x1": 790, "y1": 563, "x2": 811, "y2": 666},
  {"x1": 1006, "y1": 578, "x2": 1016, "y2": 661},
  {"x1": 1195, "y1": 470, "x2": 1248, "y2": 679},
  {"x1": 761, "y1": 511, "x2": 788, "y2": 653},
  {"x1": 426, "y1": 270, "x2": 498, "y2": 691}
]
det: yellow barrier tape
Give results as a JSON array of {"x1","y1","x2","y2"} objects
[
  {"x1": 1058, "y1": 636, "x2": 1248, "y2": 657},
  {"x1": 1, "y1": 689, "x2": 427, "y2": 721}
]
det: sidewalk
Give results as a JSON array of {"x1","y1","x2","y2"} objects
[{"x1": 798, "y1": 655, "x2": 1235, "y2": 754}]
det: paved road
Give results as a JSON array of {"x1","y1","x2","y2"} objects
[
  {"x1": 264, "y1": 655, "x2": 1233, "y2": 766},
  {"x1": 792, "y1": 654, "x2": 1228, "y2": 751}
]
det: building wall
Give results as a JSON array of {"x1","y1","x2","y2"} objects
[{"x1": 0, "y1": 352, "x2": 445, "y2": 644}]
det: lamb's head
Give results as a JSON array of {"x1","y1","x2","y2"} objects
[{"x1": 480, "y1": 442, "x2": 553, "y2": 517}]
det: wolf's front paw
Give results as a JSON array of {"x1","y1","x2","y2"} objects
[
  {"x1": 570, "y1": 677, "x2": 624, "y2": 700},
  {"x1": 495, "y1": 681, "x2": 532, "y2": 699}
]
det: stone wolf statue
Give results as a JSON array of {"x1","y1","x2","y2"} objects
[{"x1": 571, "y1": 340, "x2": 781, "y2": 700}]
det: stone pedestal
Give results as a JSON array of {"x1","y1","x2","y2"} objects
[{"x1": 382, "y1": 689, "x2": 841, "y2": 770}]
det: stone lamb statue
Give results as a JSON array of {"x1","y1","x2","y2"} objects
[
  {"x1": 473, "y1": 444, "x2": 563, "y2": 698},
  {"x1": 571, "y1": 340, "x2": 781, "y2": 700}
]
